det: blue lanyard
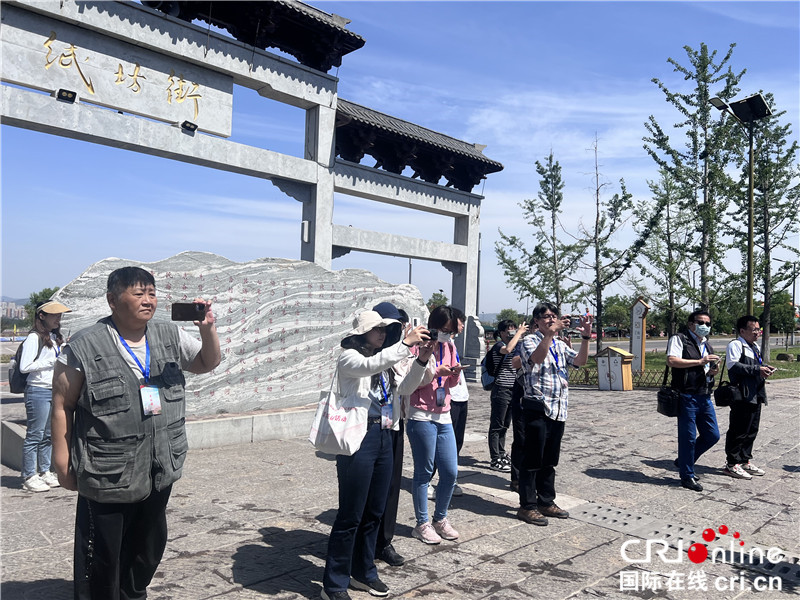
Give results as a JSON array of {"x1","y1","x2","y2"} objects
[
  {"x1": 437, "y1": 343, "x2": 444, "y2": 386},
  {"x1": 751, "y1": 343, "x2": 762, "y2": 365},
  {"x1": 110, "y1": 320, "x2": 150, "y2": 382},
  {"x1": 549, "y1": 340, "x2": 559, "y2": 368},
  {"x1": 379, "y1": 373, "x2": 390, "y2": 405}
]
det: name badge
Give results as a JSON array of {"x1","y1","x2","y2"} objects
[
  {"x1": 436, "y1": 386, "x2": 447, "y2": 406},
  {"x1": 140, "y1": 385, "x2": 162, "y2": 415},
  {"x1": 381, "y1": 403, "x2": 393, "y2": 429}
]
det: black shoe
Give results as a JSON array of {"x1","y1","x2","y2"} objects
[
  {"x1": 674, "y1": 458, "x2": 699, "y2": 481},
  {"x1": 378, "y1": 543, "x2": 405, "y2": 566},
  {"x1": 681, "y1": 477, "x2": 703, "y2": 492},
  {"x1": 321, "y1": 590, "x2": 352, "y2": 600},
  {"x1": 351, "y1": 577, "x2": 389, "y2": 597}
]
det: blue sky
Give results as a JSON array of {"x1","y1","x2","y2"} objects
[{"x1": 2, "y1": 1, "x2": 798, "y2": 314}]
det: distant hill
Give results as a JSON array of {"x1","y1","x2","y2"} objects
[
  {"x1": 478, "y1": 313, "x2": 497, "y2": 324},
  {"x1": 1, "y1": 296, "x2": 28, "y2": 304}
]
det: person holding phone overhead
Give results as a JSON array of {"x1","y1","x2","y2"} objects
[
  {"x1": 51, "y1": 266, "x2": 220, "y2": 600},
  {"x1": 406, "y1": 305, "x2": 462, "y2": 545},
  {"x1": 321, "y1": 310, "x2": 432, "y2": 600}
]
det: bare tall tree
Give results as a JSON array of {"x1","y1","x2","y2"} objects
[{"x1": 575, "y1": 137, "x2": 662, "y2": 350}]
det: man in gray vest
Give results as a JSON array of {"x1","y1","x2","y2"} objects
[{"x1": 51, "y1": 266, "x2": 220, "y2": 600}]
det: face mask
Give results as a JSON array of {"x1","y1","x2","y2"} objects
[
  {"x1": 437, "y1": 331, "x2": 452, "y2": 343},
  {"x1": 506, "y1": 330, "x2": 517, "y2": 338},
  {"x1": 695, "y1": 323, "x2": 711, "y2": 337}
]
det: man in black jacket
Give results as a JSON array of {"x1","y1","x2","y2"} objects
[
  {"x1": 722, "y1": 315, "x2": 775, "y2": 479},
  {"x1": 666, "y1": 310, "x2": 721, "y2": 492}
]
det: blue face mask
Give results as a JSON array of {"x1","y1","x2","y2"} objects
[{"x1": 695, "y1": 323, "x2": 711, "y2": 337}]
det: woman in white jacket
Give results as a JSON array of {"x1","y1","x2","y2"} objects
[
  {"x1": 322, "y1": 310, "x2": 432, "y2": 600},
  {"x1": 19, "y1": 300, "x2": 71, "y2": 492}
]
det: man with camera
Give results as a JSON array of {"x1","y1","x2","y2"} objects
[
  {"x1": 722, "y1": 315, "x2": 774, "y2": 480},
  {"x1": 666, "y1": 310, "x2": 720, "y2": 492},
  {"x1": 515, "y1": 302, "x2": 593, "y2": 526},
  {"x1": 51, "y1": 266, "x2": 220, "y2": 599}
]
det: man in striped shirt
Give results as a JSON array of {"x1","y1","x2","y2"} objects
[{"x1": 515, "y1": 301, "x2": 593, "y2": 526}]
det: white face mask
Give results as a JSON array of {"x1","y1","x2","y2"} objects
[
  {"x1": 437, "y1": 331, "x2": 452, "y2": 343},
  {"x1": 507, "y1": 330, "x2": 517, "y2": 338}
]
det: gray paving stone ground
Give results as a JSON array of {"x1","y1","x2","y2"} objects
[{"x1": 2, "y1": 379, "x2": 798, "y2": 599}]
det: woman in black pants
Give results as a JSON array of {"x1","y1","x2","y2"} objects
[{"x1": 487, "y1": 320, "x2": 527, "y2": 471}]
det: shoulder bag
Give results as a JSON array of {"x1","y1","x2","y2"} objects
[
  {"x1": 713, "y1": 356, "x2": 743, "y2": 407},
  {"x1": 656, "y1": 365, "x2": 680, "y2": 417},
  {"x1": 308, "y1": 365, "x2": 369, "y2": 456}
]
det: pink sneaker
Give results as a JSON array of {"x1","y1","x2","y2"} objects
[
  {"x1": 412, "y1": 522, "x2": 442, "y2": 545},
  {"x1": 432, "y1": 517, "x2": 459, "y2": 541}
]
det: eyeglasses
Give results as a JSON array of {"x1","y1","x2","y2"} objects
[
  {"x1": 538, "y1": 314, "x2": 559, "y2": 321},
  {"x1": 694, "y1": 320, "x2": 711, "y2": 326}
]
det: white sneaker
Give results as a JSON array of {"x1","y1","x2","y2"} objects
[
  {"x1": 741, "y1": 461, "x2": 765, "y2": 476},
  {"x1": 452, "y1": 483, "x2": 463, "y2": 497},
  {"x1": 723, "y1": 463, "x2": 752, "y2": 480},
  {"x1": 22, "y1": 474, "x2": 50, "y2": 492},
  {"x1": 427, "y1": 484, "x2": 436, "y2": 500},
  {"x1": 40, "y1": 471, "x2": 60, "y2": 488}
]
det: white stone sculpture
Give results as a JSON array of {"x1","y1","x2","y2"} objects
[{"x1": 54, "y1": 251, "x2": 427, "y2": 417}]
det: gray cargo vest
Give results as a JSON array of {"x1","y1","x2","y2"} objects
[{"x1": 68, "y1": 317, "x2": 188, "y2": 503}]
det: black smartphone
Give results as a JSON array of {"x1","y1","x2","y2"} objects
[
  {"x1": 171, "y1": 302, "x2": 207, "y2": 321},
  {"x1": 428, "y1": 328, "x2": 439, "y2": 340}
]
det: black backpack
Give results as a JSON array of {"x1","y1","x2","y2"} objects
[{"x1": 8, "y1": 334, "x2": 43, "y2": 394}]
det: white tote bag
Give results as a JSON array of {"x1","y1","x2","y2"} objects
[{"x1": 308, "y1": 366, "x2": 369, "y2": 456}]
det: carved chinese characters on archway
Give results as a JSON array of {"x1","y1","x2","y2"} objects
[{"x1": 1, "y1": 5, "x2": 232, "y2": 135}]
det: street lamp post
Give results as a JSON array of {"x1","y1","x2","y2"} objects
[{"x1": 710, "y1": 93, "x2": 773, "y2": 315}]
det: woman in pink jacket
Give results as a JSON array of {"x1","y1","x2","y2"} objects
[{"x1": 407, "y1": 305, "x2": 462, "y2": 544}]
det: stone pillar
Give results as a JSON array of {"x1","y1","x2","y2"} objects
[
  {"x1": 300, "y1": 104, "x2": 337, "y2": 268},
  {"x1": 450, "y1": 206, "x2": 480, "y2": 317},
  {"x1": 448, "y1": 204, "x2": 482, "y2": 380}
]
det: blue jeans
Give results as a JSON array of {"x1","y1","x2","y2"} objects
[
  {"x1": 22, "y1": 385, "x2": 52, "y2": 479},
  {"x1": 406, "y1": 419, "x2": 458, "y2": 525},
  {"x1": 323, "y1": 424, "x2": 393, "y2": 593},
  {"x1": 676, "y1": 393, "x2": 720, "y2": 480}
]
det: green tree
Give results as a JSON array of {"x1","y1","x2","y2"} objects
[
  {"x1": 496, "y1": 308, "x2": 524, "y2": 326},
  {"x1": 602, "y1": 295, "x2": 631, "y2": 330},
  {"x1": 629, "y1": 169, "x2": 694, "y2": 336},
  {"x1": 24, "y1": 287, "x2": 60, "y2": 327},
  {"x1": 725, "y1": 93, "x2": 800, "y2": 354},
  {"x1": 496, "y1": 152, "x2": 582, "y2": 312},
  {"x1": 763, "y1": 291, "x2": 795, "y2": 334},
  {"x1": 643, "y1": 42, "x2": 745, "y2": 309},
  {"x1": 426, "y1": 291, "x2": 448, "y2": 312}
]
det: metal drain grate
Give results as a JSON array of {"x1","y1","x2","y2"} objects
[
  {"x1": 571, "y1": 502, "x2": 800, "y2": 587},
  {"x1": 571, "y1": 502, "x2": 657, "y2": 534}
]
